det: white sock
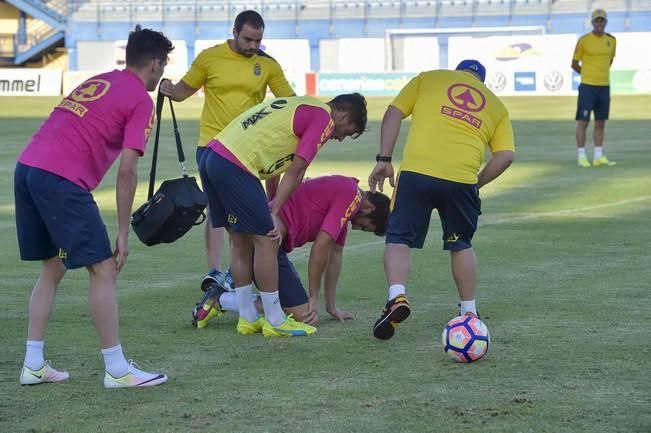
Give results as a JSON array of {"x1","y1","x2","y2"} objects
[
  {"x1": 578, "y1": 148, "x2": 587, "y2": 159},
  {"x1": 219, "y1": 292, "x2": 239, "y2": 313},
  {"x1": 460, "y1": 300, "x2": 477, "y2": 315},
  {"x1": 235, "y1": 284, "x2": 258, "y2": 322},
  {"x1": 388, "y1": 284, "x2": 406, "y2": 301},
  {"x1": 101, "y1": 344, "x2": 129, "y2": 378},
  {"x1": 594, "y1": 146, "x2": 603, "y2": 159},
  {"x1": 24, "y1": 340, "x2": 45, "y2": 370},
  {"x1": 260, "y1": 291, "x2": 286, "y2": 326}
]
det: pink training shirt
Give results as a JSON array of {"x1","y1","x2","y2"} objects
[
  {"x1": 18, "y1": 69, "x2": 155, "y2": 191},
  {"x1": 209, "y1": 104, "x2": 332, "y2": 175},
  {"x1": 278, "y1": 176, "x2": 363, "y2": 253}
]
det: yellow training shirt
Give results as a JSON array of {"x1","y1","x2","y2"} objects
[
  {"x1": 182, "y1": 41, "x2": 295, "y2": 147},
  {"x1": 573, "y1": 32, "x2": 616, "y2": 86},
  {"x1": 217, "y1": 96, "x2": 332, "y2": 180},
  {"x1": 391, "y1": 70, "x2": 515, "y2": 185}
]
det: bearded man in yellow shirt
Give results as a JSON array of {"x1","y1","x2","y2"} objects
[
  {"x1": 572, "y1": 9, "x2": 617, "y2": 168},
  {"x1": 368, "y1": 60, "x2": 515, "y2": 340},
  {"x1": 159, "y1": 10, "x2": 295, "y2": 288}
]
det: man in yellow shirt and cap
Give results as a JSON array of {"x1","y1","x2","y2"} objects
[
  {"x1": 572, "y1": 9, "x2": 617, "y2": 168},
  {"x1": 368, "y1": 60, "x2": 515, "y2": 340}
]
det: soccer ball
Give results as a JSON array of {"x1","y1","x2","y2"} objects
[{"x1": 441, "y1": 315, "x2": 490, "y2": 363}]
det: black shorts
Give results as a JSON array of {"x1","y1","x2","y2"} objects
[
  {"x1": 277, "y1": 250, "x2": 308, "y2": 308},
  {"x1": 199, "y1": 149, "x2": 273, "y2": 235},
  {"x1": 14, "y1": 163, "x2": 113, "y2": 269},
  {"x1": 576, "y1": 83, "x2": 610, "y2": 121},
  {"x1": 196, "y1": 146, "x2": 208, "y2": 167},
  {"x1": 386, "y1": 171, "x2": 481, "y2": 251}
]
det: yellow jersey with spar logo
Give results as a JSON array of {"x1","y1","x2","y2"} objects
[
  {"x1": 182, "y1": 42, "x2": 295, "y2": 147},
  {"x1": 391, "y1": 69, "x2": 515, "y2": 184},
  {"x1": 573, "y1": 32, "x2": 616, "y2": 86},
  {"x1": 217, "y1": 96, "x2": 332, "y2": 180}
]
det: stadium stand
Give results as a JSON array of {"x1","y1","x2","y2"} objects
[{"x1": 1, "y1": 0, "x2": 650, "y2": 68}]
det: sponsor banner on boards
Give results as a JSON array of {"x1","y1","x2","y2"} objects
[
  {"x1": 0, "y1": 69, "x2": 62, "y2": 96},
  {"x1": 449, "y1": 34, "x2": 578, "y2": 96},
  {"x1": 317, "y1": 72, "x2": 417, "y2": 96}
]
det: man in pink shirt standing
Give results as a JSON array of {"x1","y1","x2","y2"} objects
[
  {"x1": 14, "y1": 26, "x2": 173, "y2": 388},
  {"x1": 192, "y1": 175, "x2": 390, "y2": 328}
]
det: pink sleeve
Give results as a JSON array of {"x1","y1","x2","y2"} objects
[
  {"x1": 319, "y1": 187, "x2": 361, "y2": 243},
  {"x1": 292, "y1": 105, "x2": 333, "y2": 164},
  {"x1": 123, "y1": 97, "x2": 155, "y2": 155}
]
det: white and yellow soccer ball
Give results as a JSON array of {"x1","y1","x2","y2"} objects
[{"x1": 441, "y1": 315, "x2": 490, "y2": 363}]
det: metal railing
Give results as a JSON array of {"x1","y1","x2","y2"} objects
[
  {"x1": 0, "y1": 26, "x2": 60, "y2": 58},
  {"x1": 17, "y1": 0, "x2": 68, "y2": 22},
  {"x1": 68, "y1": 0, "x2": 642, "y2": 24},
  {"x1": 0, "y1": 34, "x2": 16, "y2": 57}
]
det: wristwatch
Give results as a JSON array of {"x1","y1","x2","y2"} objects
[{"x1": 376, "y1": 154, "x2": 392, "y2": 162}]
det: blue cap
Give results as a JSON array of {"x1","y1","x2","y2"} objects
[{"x1": 455, "y1": 59, "x2": 486, "y2": 82}]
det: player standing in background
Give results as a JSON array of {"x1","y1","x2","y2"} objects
[
  {"x1": 14, "y1": 26, "x2": 173, "y2": 388},
  {"x1": 572, "y1": 9, "x2": 617, "y2": 168},
  {"x1": 368, "y1": 60, "x2": 515, "y2": 340},
  {"x1": 192, "y1": 175, "x2": 390, "y2": 328},
  {"x1": 199, "y1": 93, "x2": 367, "y2": 337},
  {"x1": 159, "y1": 10, "x2": 295, "y2": 291}
]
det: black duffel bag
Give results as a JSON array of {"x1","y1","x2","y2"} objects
[{"x1": 131, "y1": 93, "x2": 206, "y2": 246}]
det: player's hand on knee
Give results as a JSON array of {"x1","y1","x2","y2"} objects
[{"x1": 268, "y1": 213, "x2": 282, "y2": 244}]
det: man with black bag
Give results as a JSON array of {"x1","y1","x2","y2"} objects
[
  {"x1": 159, "y1": 10, "x2": 295, "y2": 291},
  {"x1": 130, "y1": 93, "x2": 207, "y2": 246},
  {"x1": 14, "y1": 26, "x2": 173, "y2": 388}
]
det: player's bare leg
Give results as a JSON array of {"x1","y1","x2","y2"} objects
[
  {"x1": 576, "y1": 120, "x2": 588, "y2": 148},
  {"x1": 205, "y1": 216, "x2": 225, "y2": 271},
  {"x1": 451, "y1": 248, "x2": 478, "y2": 316},
  {"x1": 229, "y1": 232, "x2": 262, "y2": 332},
  {"x1": 250, "y1": 234, "x2": 279, "y2": 294},
  {"x1": 88, "y1": 258, "x2": 120, "y2": 348},
  {"x1": 26, "y1": 257, "x2": 66, "y2": 341},
  {"x1": 20, "y1": 256, "x2": 70, "y2": 385},
  {"x1": 229, "y1": 233, "x2": 254, "y2": 288},
  {"x1": 592, "y1": 120, "x2": 615, "y2": 166},
  {"x1": 451, "y1": 248, "x2": 476, "y2": 301},
  {"x1": 88, "y1": 257, "x2": 168, "y2": 388},
  {"x1": 373, "y1": 243, "x2": 411, "y2": 340},
  {"x1": 576, "y1": 120, "x2": 591, "y2": 167},
  {"x1": 384, "y1": 243, "x2": 411, "y2": 287},
  {"x1": 593, "y1": 120, "x2": 605, "y2": 148},
  {"x1": 250, "y1": 234, "x2": 287, "y2": 326}
]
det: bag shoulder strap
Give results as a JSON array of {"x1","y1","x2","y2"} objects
[
  {"x1": 168, "y1": 97, "x2": 188, "y2": 178},
  {"x1": 147, "y1": 92, "x2": 165, "y2": 199}
]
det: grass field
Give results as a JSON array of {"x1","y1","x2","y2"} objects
[{"x1": 0, "y1": 95, "x2": 650, "y2": 433}]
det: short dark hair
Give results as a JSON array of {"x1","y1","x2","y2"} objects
[
  {"x1": 366, "y1": 191, "x2": 391, "y2": 236},
  {"x1": 328, "y1": 92, "x2": 368, "y2": 136},
  {"x1": 234, "y1": 10, "x2": 265, "y2": 33},
  {"x1": 126, "y1": 25, "x2": 174, "y2": 68}
]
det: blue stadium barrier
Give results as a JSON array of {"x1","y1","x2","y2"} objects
[{"x1": 60, "y1": 2, "x2": 651, "y2": 71}]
